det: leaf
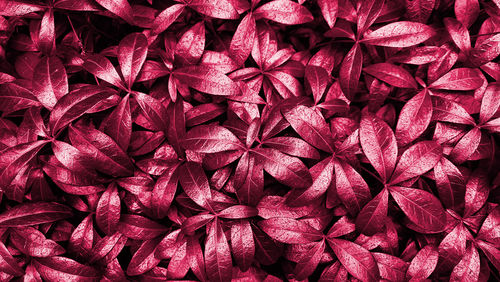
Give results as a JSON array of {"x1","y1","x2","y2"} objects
[
  {"x1": 96, "y1": 183, "x2": 121, "y2": 235},
  {"x1": 389, "y1": 141, "x2": 442, "y2": 184},
  {"x1": 189, "y1": 0, "x2": 238, "y2": 19},
  {"x1": 372, "y1": 252, "x2": 408, "y2": 282},
  {"x1": 83, "y1": 54, "x2": 126, "y2": 89},
  {"x1": 229, "y1": 13, "x2": 256, "y2": 65},
  {"x1": 178, "y1": 162, "x2": 212, "y2": 209},
  {"x1": 479, "y1": 83, "x2": 500, "y2": 124},
  {"x1": 117, "y1": 214, "x2": 167, "y2": 240},
  {"x1": 176, "y1": 22, "x2": 205, "y2": 65},
  {"x1": 283, "y1": 105, "x2": 334, "y2": 152},
  {"x1": 477, "y1": 206, "x2": 500, "y2": 245},
  {"x1": 252, "y1": 147, "x2": 312, "y2": 189},
  {"x1": 262, "y1": 136, "x2": 320, "y2": 159},
  {"x1": 405, "y1": 0, "x2": 435, "y2": 23},
  {"x1": 449, "y1": 127, "x2": 481, "y2": 164},
  {"x1": 254, "y1": 0, "x2": 313, "y2": 25},
  {"x1": 118, "y1": 33, "x2": 148, "y2": 89},
  {"x1": 151, "y1": 4, "x2": 185, "y2": 35},
  {"x1": 101, "y1": 94, "x2": 132, "y2": 151},
  {"x1": 32, "y1": 56, "x2": 68, "y2": 109},
  {"x1": 327, "y1": 238, "x2": 380, "y2": 282},
  {"x1": 406, "y1": 245, "x2": 439, "y2": 280},
  {"x1": 355, "y1": 188, "x2": 389, "y2": 235},
  {"x1": 356, "y1": 0, "x2": 385, "y2": 35},
  {"x1": 0, "y1": 83, "x2": 41, "y2": 115},
  {"x1": 0, "y1": 202, "x2": 72, "y2": 227},
  {"x1": 183, "y1": 124, "x2": 244, "y2": 153},
  {"x1": 10, "y1": 227, "x2": 64, "y2": 257},
  {"x1": 389, "y1": 186, "x2": 446, "y2": 233},
  {"x1": 0, "y1": 140, "x2": 48, "y2": 190},
  {"x1": 429, "y1": 68, "x2": 483, "y2": 90},
  {"x1": 454, "y1": 0, "x2": 479, "y2": 28},
  {"x1": 134, "y1": 92, "x2": 169, "y2": 131},
  {"x1": 127, "y1": 237, "x2": 162, "y2": 276},
  {"x1": 68, "y1": 215, "x2": 94, "y2": 259},
  {"x1": 450, "y1": 244, "x2": 480, "y2": 282},
  {"x1": 258, "y1": 218, "x2": 323, "y2": 244},
  {"x1": 174, "y1": 66, "x2": 241, "y2": 96},
  {"x1": 234, "y1": 153, "x2": 264, "y2": 206},
  {"x1": 69, "y1": 125, "x2": 134, "y2": 177},
  {"x1": 294, "y1": 240, "x2": 326, "y2": 280},
  {"x1": 205, "y1": 220, "x2": 232, "y2": 282},
  {"x1": 334, "y1": 159, "x2": 371, "y2": 216},
  {"x1": 38, "y1": 9, "x2": 55, "y2": 54},
  {"x1": 363, "y1": 63, "x2": 417, "y2": 89},
  {"x1": 231, "y1": 220, "x2": 255, "y2": 272},
  {"x1": 339, "y1": 43, "x2": 363, "y2": 100},
  {"x1": 49, "y1": 85, "x2": 116, "y2": 134},
  {"x1": 469, "y1": 33, "x2": 500, "y2": 66},
  {"x1": 362, "y1": 21, "x2": 436, "y2": 47},
  {"x1": 318, "y1": 0, "x2": 338, "y2": 28},
  {"x1": 395, "y1": 89, "x2": 433, "y2": 146},
  {"x1": 431, "y1": 95, "x2": 475, "y2": 125},
  {"x1": 464, "y1": 170, "x2": 489, "y2": 218},
  {"x1": 0, "y1": 241, "x2": 24, "y2": 276},
  {"x1": 444, "y1": 17, "x2": 471, "y2": 52},
  {"x1": 360, "y1": 112, "x2": 397, "y2": 183},
  {"x1": 305, "y1": 65, "x2": 329, "y2": 104},
  {"x1": 151, "y1": 167, "x2": 178, "y2": 219},
  {"x1": 95, "y1": 0, "x2": 134, "y2": 23},
  {"x1": 433, "y1": 157, "x2": 466, "y2": 210},
  {"x1": 34, "y1": 256, "x2": 101, "y2": 281}
]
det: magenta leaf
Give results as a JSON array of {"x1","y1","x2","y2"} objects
[
  {"x1": 174, "y1": 66, "x2": 241, "y2": 96},
  {"x1": 231, "y1": 220, "x2": 255, "y2": 272},
  {"x1": 178, "y1": 162, "x2": 212, "y2": 209},
  {"x1": 389, "y1": 186, "x2": 446, "y2": 233},
  {"x1": 429, "y1": 68, "x2": 483, "y2": 90},
  {"x1": 360, "y1": 112, "x2": 397, "y2": 183},
  {"x1": 362, "y1": 21, "x2": 436, "y2": 47},
  {"x1": 395, "y1": 89, "x2": 433, "y2": 146},
  {"x1": 95, "y1": 0, "x2": 134, "y2": 24},
  {"x1": 0, "y1": 241, "x2": 24, "y2": 276},
  {"x1": 254, "y1": 0, "x2": 313, "y2": 25},
  {"x1": 363, "y1": 63, "x2": 418, "y2": 89},
  {"x1": 96, "y1": 183, "x2": 121, "y2": 235},
  {"x1": 0, "y1": 202, "x2": 72, "y2": 227},
  {"x1": 34, "y1": 256, "x2": 101, "y2": 281},
  {"x1": 83, "y1": 54, "x2": 126, "y2": 90},
  {"x1": 10, "y1": 227, "x2": 64, "y2": 257},
  {"x1": 327, "y1": 238, "x2": 380, "y2": 282},
  {"x1": 406, "y1": 245, "x2": 439, "y2": 280},
  {"x1": 355, "y1": 188, "x2": 389, "y2": 235},
  {"x1": 205, "y1": 219, "x2": 232, "y2": 282},
  {"x1": 450, "y1": 244, "x2": 480, "y2": 282},
  {"x1": 258, "y1": 218, "x2": 323, "y2": 244},
  {"x1": 339, "y1": 43, "x2": 363, "y2": 100},
  {"x1": 101, "y1": 94, "x2": 132, "y2": 151},
  {"x1": 183, "y1": 124, "x2": 244, "y2": 153},
  {"x1": 118, "y1": 32, "x2": 148, "y2": 89},
  {"x1": 32, "y1": 56, "x2": 68, "y2": 110},
  {"x1": 334, "y1": 159, "x2": 371, "y2": 216},
  {"x1": 389, "y1": 141, "x2": 442, "y2": 184}
]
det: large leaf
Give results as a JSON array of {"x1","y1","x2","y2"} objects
[
  {"x1": 34, "y1": 256, "x2": 101, "y2": 281},
  {"x1": 96, "y1": 183, "x2": 121, "y2": 235},
  {"x1": 339, "y1": 43, "x2": 363, "y2": 100},
  {"x1": 327, "y1": 238, "x2": 380, "y2": 282},
  {"x1": 189, "y1": 0, "x2": 238, "y2": 19},
  {"x1": 49, "y1": 86, "x2": 116, "y2": 134},
  {"x1": 205, "y1": 220, "x2": 232, "y2": 282},
  {"x1": 231, "y1": 220, "x2": 255, "y2": 272},
  {"x1": 178, "y1": 162, "x2": 212, "y2": 209},
  {"x1": 118, "y1": 33, "x2": 148, "y2": 89},
  {"x1": 254, "y1": 0, "x2": 313, "y2": 25},
  {"x1": 174, "y1": 66, "x2": 241, "y2": 96},
  {"x1": 334, "y1": 159, "x2": 371, "y2": 216},
  {"x1": 389, "y1": 141, "x2": 442, "y2": 184},
  {"x1": 95, "y1": 0, "x2": 134, "y2": 23},
  {"x1": 363, "y1": 63, "x2": 417, "y2": 89},
  {"x1": 360, "y1": 112, "x2": 397, "y2": 183},
  {"x1": 450, "y1": 244, "x2": 480, "y2": 282},
  {"x1": 83, "y1": 54, "x2": 126, "y2": 90},
  {"x1": 429, "y1": 68, "x2": 483, "y2": 90},
  {"x1": 283, "y1": 105, "x2": 334, "y2": 152},
  {"x1": 389, "y1": 186, "x2": 446, "y2": 233},
  {"x1": 101, "y1": 94, "x2": 132, "y2": 151},
  {"x1": 258, "y1": 218, "x2": 323, "y2": 244},
  {"x1": 183, "y1": 124, "x2": 244, "y2": 153},
  {"x1": 0, "y1": 202, "x2": 71, "y2": 227},
  {"x1": 362, "y1": 21, "x2": 435, "y2": 47},
  {"x1": 406, "y1": 245, "x2": 439, "y2": 280},
  {"x1": 355, "y1": 188, "x2": 389, "y2": 235},
  {"x1": 395, "y1": 89, "x2": 433, "y2": 146},
  {"x1": 32, "y1": 56, "x2": 68, "y2": 109},
  {"x1": 252, "y1": 147, "x2": 312, "y2": 189}
]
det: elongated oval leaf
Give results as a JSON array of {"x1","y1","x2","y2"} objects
[
  {"x1": 0, "y1": 202, "x2": 72, "y2": 227},
  {"x1": 355, "y1": 188, "x2": 389, "y2": 235},
  {"x1": 258, "y1": 217, "x2": 323, "y2": 244},
  {"x1": 96, "y1": 183, "x2": 121, "y2": 235},
  {"x1": 34, "y1": 256, "x2": 101, "y2": 281},
  {"x1": 118, "y1": 33, "x2": 148, "y2": 89},
  {"x1": 183, "y1": 124, "x2": 244, "y2": 153},
  {"x1": 429, "y1": 68, "x2": 483, "y2": 90},
  {"x1": 175, "y1": 66, "x2": 241, "y2": 96},
  {"x1": 362, "y1": 21, "x2": 435, "y2": 47},
  {"x1": 178, "y1": 162, "x2": 212, "y2": 209},
  {"x1": 389, "y1": 186, "x2": 446, "y2": 233},
  {"x1": 339, "y1": 43, "x2": 363, "y2": 100},
  {"x1": 254, "y1": 0, "x2": 313, "y2": 25},
  {"x1": 32, "y1": 56, "x2": 68, "y2": 110},
  {"x1": 406, "y1": 245, "x2": 439, "y2": 280},
  {"x1": 390, "y1": 141, "x2": 442, "y2": 184},
  {"x1": 396, "y1": 89, "x2": 433, "y2": 146},
  {"x1": 363, "y1": 63, "x2": 417, "y2": 89}
]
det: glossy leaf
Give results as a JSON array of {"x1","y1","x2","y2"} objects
[
  {"x1": 118, "y1": 33, "x2": 148, "y2": 89},
  {"x1": 362, "y1": 21, "x2": 436, "y2": 47},
  {"x1": 32, "y1": 56, "x2": 68, "y2": 109}
]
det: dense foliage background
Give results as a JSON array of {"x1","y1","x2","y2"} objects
[{"x1": 0, "y1": 0, "x2": 499, "y2": 281}]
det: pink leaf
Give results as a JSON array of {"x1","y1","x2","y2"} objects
[
  {"x1": 318, "y1": 0, "x2": 338, "y2": 28},
  {"x1": 178, "y1": 162, "x2": 212, "y2": 209},
  {"x1": 356, "y1": 0, "x2": 385, "y2": 35},
  {"x1": 231, "y1": 220, "x2": 255, "y2": 271},
  {"x1": 101, "y1": 94, "x2": 132, "y2": 151},
  {"x1": 464, "y1": 170, "x2": 490, "y2": 218},
  {"x1": 454, "y1": 0, "x2": 479, "y2": 28},
  {"x1": 10, "y1": 227, "x2": 64, "y2": 257},
  {"x1": 189, "y1": 0, "x2": 238, "y2": 19},
  {"x1": 258, "y1": 217, "x2": 323, "y2": 244},
  {"x1": 174, "y1": 66, "x2": 241, "y2": 96},
  {"x1": 83, "y1": 54, "x2": 126, "y2": 90},
  {"x1": 355, "y1": 188, "x2": 389, "y2": 235},
  {"x1": 362, "y1": 21, "x2": 436, "y2": 47},
  {"x1": 151, "y1": 4, "x2": 185, "y2": 35},
  {"x1": 0, "y1": 240, "x2": 24, "y2": 276},
  {"x1": 95, "y1": 0, "x2": 134, "y2": 23},
  {"x1": 406, "y1": 245, "x2": 439, "y2": 280},
  {"x1": 96, "y1": 183, "x2": 121, "y2": 235},
  {"x1": 254, "y1": 0, "x2": 313, "y2": 25},
  {"x1": 183, "y1": 124, "x2": 244, "y2": 153},
  {"x1": 363, "y1": 63, "x2": 418, "y2": 89},
  {"x1": 151, "y1": 167, "x2": 179, "y2": 219},
  {"x1": 360, "y1": 112, "x2": 398, "y2": 183},
  {"x1": 205, "y1": 220, "x2": 232, "y2": 282},
  {"x1": 429, "y1": 68, "x2": 483, "y2": 90},
  {"x1": 389, "y1": 186, "x2": 446, "y2": 233},
  {"x1": 118, "y1": 32, "x2": 148, "y2": 89},
  {"x1": 396, "y1": 89, "x2": 433, "y2": 146},
  {"x1": 334, "y1": 159, "x2": 371, "y2": 216},
  {"x1": 127, "y1": 237, "x2": 162, "y2": 276},
  {"x1": 433, "y1": 157, "x2": 466, "y2": 210},
  {"x1": 32, "y1": 56, "x2": 68, "y2": 110},
  {"x1": 175, "y1": 22, "x2": 205, "y2": 65},
  {"x1": 68, "y1": 215, "x2": 94, "y2": 259},
  {"x1": 0, "y1": 202, "x2": 71, "y2": 227},
  {"x1": 450, "y1": 244, "x2": 480, "y2": 282},
  {"x1": 294, "y1": 240, "x2": 326, "y2": 280},
  {"x1": 305, "y1": 66, "x2": 329, "y2": 105},
  {"x1": 339, "y1": 43, "x2": 363, "y2": 100},
  {"x1": 252, "y1": 147, "x2": 312, "y2": 189},
  {"x1": 389, "y1": 141, "x2": 442, "y2": 184},
  {"x1": 117, "y1": 214, "x2": 167, "y2": 240},
  {"x1": 327, "y1": 238, "x2": 380, "y2": 282},
  {"x1": 34, "y1": 256, "x2": 101, "y2": 281}
]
